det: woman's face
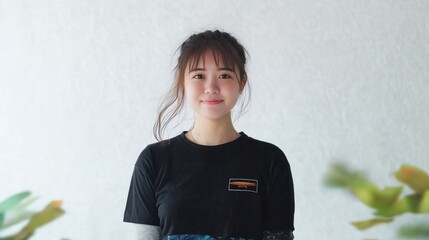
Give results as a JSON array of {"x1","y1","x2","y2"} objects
[{"x1": 184, "y1": 51, "x2": 246, "y2": 122}]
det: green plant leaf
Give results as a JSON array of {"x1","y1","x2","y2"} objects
[
  {"x1": 0, "y1": 192, "x2": 31, "y2": 229},
  {"x1": 325, "y1": 163, "x2": 403, "y2": 209},
  {"x1": 0, "y1": 196, "x2": 39, "y2": 230},
  {"x1": 351, "y1": 186, "x2": 403, "y2": 209},
  {"x1": 0, "y1": 210, "x2": 36, "y2": 230},
  {"x1": 418, "y1": 190, "x2": 429, "y2": 213},
  {"x1": 351, "y1": 218, "x2": 394, "y2": 230},
  {"x1": 374, "y1": 194, "x2": 421, "y2": 217},
  {"x1": 325, "y1": 163, "x2": 374, "y2": 189},
  {"x1": 11, "y1": 196, "x2": 39, "y2": 212},
  {"x1": 325, "y1": 163, "x2": 354, "y2": 187},
  {"x1": 0, "y1": 192, "x2": 31, "y2": 214},
  {"x1": 0, "y1": 237, "x2": 14, "y2": 240},
  {"x1": 395, "y1": 165, "x2": 429, "y2": 193},
  {"x1": 397, "y1": 223, "x2": 429, "y2": 238},
  {"x1": 18, "y1": 200, "x2": 64, "y2": 237}
]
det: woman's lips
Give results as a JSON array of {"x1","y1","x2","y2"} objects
[{"x1": 201, "y1": 100, "x2": 223, "y2": 105}]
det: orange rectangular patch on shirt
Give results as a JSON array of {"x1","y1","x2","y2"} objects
[{"x1": 228, "y1": 178, "x2": 258, "y2": 193}]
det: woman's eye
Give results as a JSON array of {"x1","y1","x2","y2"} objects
[
  {"x1": 219, "y1": 74, "x2": 231, "y2": 79},
  {"x1": 193, "y1": 74, "x2": 204, "y2": 79}
]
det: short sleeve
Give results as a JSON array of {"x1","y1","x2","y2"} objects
[
  {"x1": 123, "y1": 147, "x2": 160, "y2": 226},
  {"x1": 263, "y1": 146, "x2": 295, "y2": 232}
]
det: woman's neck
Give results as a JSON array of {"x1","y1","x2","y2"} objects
[{"x1": 186, "y1": 115, "x2": 240, "y2": 146}]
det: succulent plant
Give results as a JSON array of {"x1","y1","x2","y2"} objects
[
  {"x1": 325, "y1": 163, "x2": 429, "y2": 238},
  {"x1": 0, "y1": 191, "x2": 65, "y2": 240}
]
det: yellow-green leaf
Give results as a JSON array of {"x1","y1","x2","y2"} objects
[
  {"x1": 351, "y1": 186, "x2": 403, "y2": 209},
  {"x1": 351, "y1": 218, "x2": 394, "y2": 230},
  {"x1": 25, "y1": 200, "x2": 64, "y2": 233},
  {"x1": 374, "y1": 194, "x2": 420, "y2": 217},
  {"x1": 15, "y1": 200, "x2": 64, "y2": 238},
  {"x1": 418, "y1": 190, "x2": 429, "y2": 213},
  {"x1": 395, "y1": 165, "x2": 429, "y2": 193}
]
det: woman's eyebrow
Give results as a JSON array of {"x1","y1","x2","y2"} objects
[
  {"x1": 219, "y1": 67, "x2": 234, "y2": 71},
  {"x1": 189, "y1": 67, "x2": 234, "y2": 72},
  {"x1": 189, "y1": 68, "x2": 205, "y2": 72}
]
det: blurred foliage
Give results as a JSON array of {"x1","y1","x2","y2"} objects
[
  {"x1": 0, "y1": 191, "x2": 64, "y2": 240},
  {"x1": 398, "y1": 223, "x2": 429, "y2": 238},
  {"x1": 325, "y1": 163, "x2": 429, "y2": 238}
]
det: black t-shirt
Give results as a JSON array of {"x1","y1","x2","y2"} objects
[{"x1": 124, "y1": 131, "x2": 294, "y2": 240}]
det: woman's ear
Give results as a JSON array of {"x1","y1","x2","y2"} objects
[{"x1": 240, "y1": 76, "x2": 247, "y2": 93}]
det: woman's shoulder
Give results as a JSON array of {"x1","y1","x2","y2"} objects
[
  {"x1": 244, "y1": 135, "x2": 291, "y2": 173},
  {"x1": 243, "y1": 133, "x2": 286, "y2": 155},
  {"x1": 134, "y1": 134, "x2": 183, "y2": 166},
  {"x1": 143, "y1": 135, "x2": 180, "y2": 152}
]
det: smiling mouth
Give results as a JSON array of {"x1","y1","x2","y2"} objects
[{"x1": 202, "y1": 100, "x2": 223, "y2": 105}]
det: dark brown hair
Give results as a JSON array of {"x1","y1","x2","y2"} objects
[{"x1": 153, "y1": 30, "x2": 251, "y2": 142}]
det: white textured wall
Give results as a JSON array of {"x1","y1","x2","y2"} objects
[{"x1": 1, "y1": 1, "x2": 428, "y2": 239}]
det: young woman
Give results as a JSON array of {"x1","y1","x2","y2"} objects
[{"x1": 124, "y1": 30, "x2": 295, "y2": 240}]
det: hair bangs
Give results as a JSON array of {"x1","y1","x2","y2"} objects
[{"x1": 185, "y1": 39, "x2": 242, "y2": 77}]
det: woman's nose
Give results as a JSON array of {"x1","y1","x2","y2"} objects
[{"x1": 204, "y1": 76, "x2": 219, "y2": 94}]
